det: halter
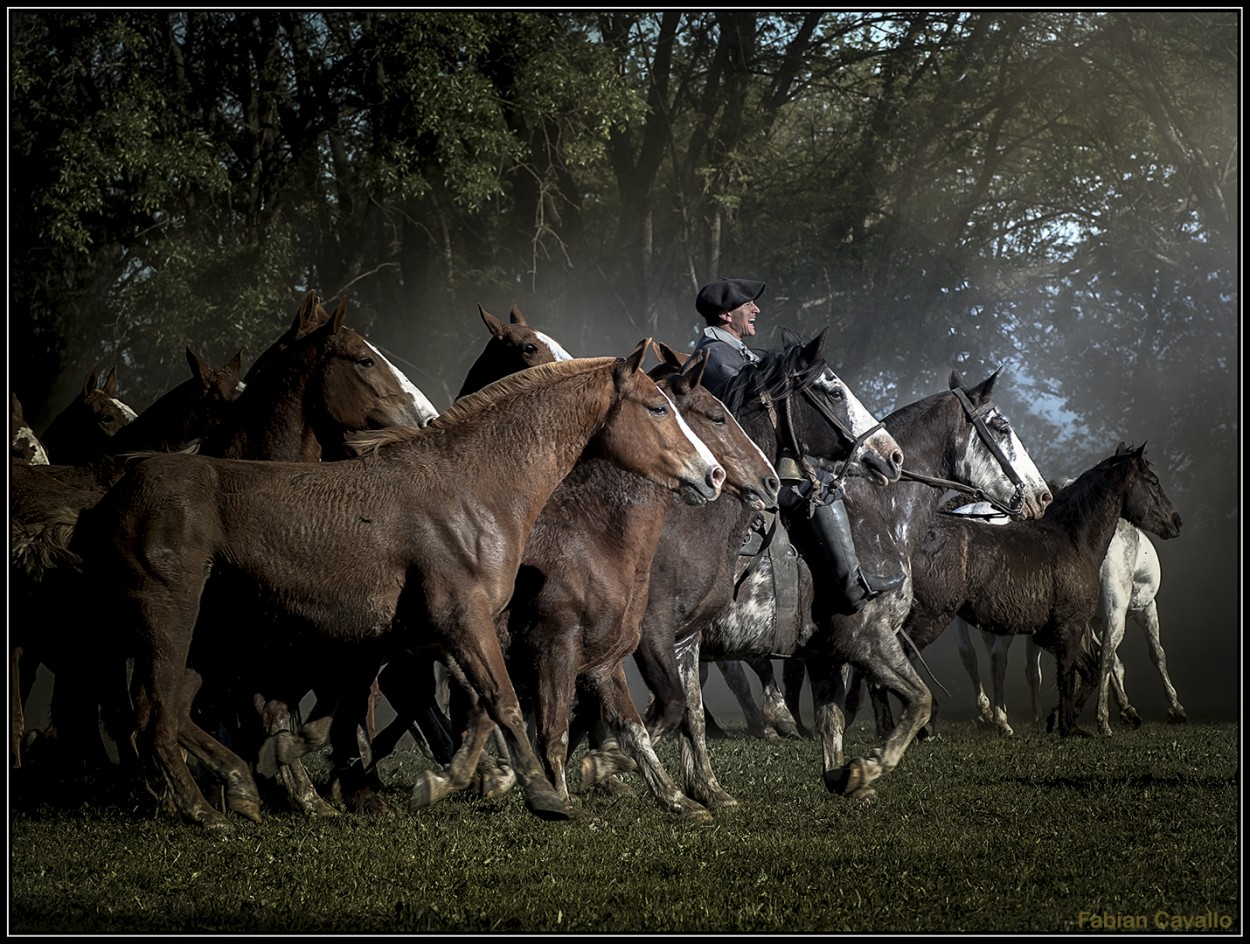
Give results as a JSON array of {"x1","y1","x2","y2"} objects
[{"x1": 902, "y1": 386, "x2": 1027, "y2": 517}]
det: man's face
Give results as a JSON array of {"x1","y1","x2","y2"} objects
[{"x1": 723, "y1": 299, "x2": 759, "y2": 339}]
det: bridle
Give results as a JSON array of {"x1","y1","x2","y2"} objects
[
  {"x1": 903, "y1": 386, "x2": 1027, "y2": 517},
  {"x1": 758, "y1": 376, "x2": 883, "y2": 492}
]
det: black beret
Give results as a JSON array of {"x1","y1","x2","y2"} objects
[{"x1": 695, "y1": 278, "x2": 766, "y2": 321}]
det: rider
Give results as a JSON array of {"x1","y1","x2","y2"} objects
[{"x1": 692, "y1": 277, "x2": 904, "y2": 614}]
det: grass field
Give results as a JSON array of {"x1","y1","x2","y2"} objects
[{"x1": 8, "y1": 719, "x2": 1240, "y2": 934}]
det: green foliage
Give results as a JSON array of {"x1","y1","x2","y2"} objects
[{"x1": 9, "y1": 722, "x2": 1239, "y2": 933}]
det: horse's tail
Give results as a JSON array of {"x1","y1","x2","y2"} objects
[{"x1": 11, "y1": 506, "x2": 83, "y2": 580}]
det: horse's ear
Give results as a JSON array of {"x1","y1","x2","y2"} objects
[
  {"x1": 479, "y1": 305, "x2": 507, "y2": 340},
  {"x1": 331, "y1": 297, "x2": 348, "y2": 332},
  {"x1": 684, "y1": 347, "x2": 710, "y2": 388},
  {"x1": 509, "y1": 305, "x2": 527, "y2": 326},
  {"x1": 799, "y1": 327, "x2": 828, "y2": 365},
  {"x1": 625, "y1": 338, "x2": 650, "y2": 373},
  {"x1": 965, "y1": 370, "x2": 998, "y2": 404},
  {"x1": 948, "y1": 369, "x2": 962, "y2": 391},
  {"x1": 102, "y1": 366, "x2": 119, "y2": 396},
  {"x1": 82, "y1": 368, "x2": 98, "y2": 397},
  {"x1": 226, "y1": 349, "x2": 244, "y2": 375},
  {"x1": 296, "y1": 291, "x2": 319, "y2": 331},
  {"x1": 1115, "y1": 441, "x2": 1129, "y2": 456},
  {"x1": 655, "y1": 341, "x2": 687, "y2": 369},
  {"x1": 12, "y1": 392, "x2": 24, "y2": 423},
  {"x1": 187, "y1": 347, "x2": 210, "y2": 381}
]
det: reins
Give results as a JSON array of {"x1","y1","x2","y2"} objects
[{"x1": 899, "y1": 386, "x2": 1027, "y2": 518}]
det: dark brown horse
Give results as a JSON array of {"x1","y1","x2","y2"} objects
[
  {"x1": 899, "y1": 442, "x2": 1182, "y2": 737},
  {"x1": 37, "y1": 367, "x2": 137, "y2": 466},
  {"x1": 456, "y1": 304, "x2": 573, "y2": 399},
  {"x1": 661, "y1": 369, "x2": 1054, "y2": 807},
  {"x1": 71, "y1": 346, "x2": 725, "y2": 832}
]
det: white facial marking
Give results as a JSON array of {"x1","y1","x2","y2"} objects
[
  {"x1": 535, "y1": 331, "x2": 573, "y2": 361},
  {"x1": 366, "y1": 341, "x2": 440, "y2": 424},
  {"x1": 14, "y1": 428, "x2": 49, "y2": 465},
  {"x1": 661, "y1": 389, "x2": 721, "y2": 475},
  {"x1": 111, "y1": 398, "x2": 139, "y2": 422}
]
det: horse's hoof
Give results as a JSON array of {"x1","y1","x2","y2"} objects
[
  {"x1": 594, "y1": 774, "x2": 637, "y2": 799},
  {"x1": 410, "y1": 770, "x2": 448, "y2": 811},
  {"x1": 1045, "y1": 711, "x2": 1058, "y2": 734},
  {"x1": 679, "y1": 802, "x2": 714, "y2": 824},
  {"x1": 850, "y1": 786, "x2": 878, "y2": 805},
  {"x1": 226, "y1": 794, "x2": 263, "y2": 824},
  {"x1": 825, "y1": 758, "x2": 867, "y2": 796},
  {"x1": 355, "y1": 793, "x2": 398, "y2": 819},
  {"x1": 196, "y1": 808, "x2": 235, "y2": 835},
  {"x1": 579, "y1": 747, "x2": 636, "y2": 789},
  {"x1": 525, "y1": 792, "x2": 575, "y2": 822},
  {"x1": 476, "y1": 764, "x2": 517, "y2": 800},
  {"x1": 1167, "y1": 708, "x2": 1188, "y2": 725},
  {"x1": 1121, "y1": 707, "x2": 1144, "y2": 729}
]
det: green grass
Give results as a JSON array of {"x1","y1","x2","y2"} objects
[{"x1": 9, "y1": 721, "x2": 1240, "y2": 933}]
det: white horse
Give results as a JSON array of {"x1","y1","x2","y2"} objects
[{"x1": 950, "y1": 503, "x2": 1185, "y2": 736}]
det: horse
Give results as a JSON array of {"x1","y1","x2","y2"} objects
[
  {"x1": 374, "y1": 342, "x2": 779, "y2": 821},
  {"x1": 11, "y1": 293, "x2": 434, "y2": 789},
  {"x1": 456, "y1": 304, "x2": 573, "y2": 398},
  {"x1": 661, "y1": 368, "x2": 1053, "y2": 806},
  {"x1": 11, "y1": 394, "x2": 49, "y2": 465},
  {"x1": 37, "y1": 366, "x2": 137, "y2": 466},
  {"x1": 900, "y1": 443, "x2": 1182, "y2": 738},
  {"x1": 955, "y1": 514, "x2": 1186, "y2": 737},
  {"x1": 241, "y1": 301, "x2": 570, "y2": 810},
  {"x1": 70, "y1": 345, "x2": 725, "y2": 832}
]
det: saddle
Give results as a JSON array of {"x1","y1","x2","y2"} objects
[{"x1": 735, "y1": 510, "x2": 803, "y2": 653}]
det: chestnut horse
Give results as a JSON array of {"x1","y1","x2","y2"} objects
[
  {"x1": 900, "y1": 443, "x2": 1182, "y2": 737},
  {"x1": 71, "y1": 346, "x2": 724, "y2": 832},
  {"x1": 666, "y1": 369, "x2": 1053, "y2": 807}
]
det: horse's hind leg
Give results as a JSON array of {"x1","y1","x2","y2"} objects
[
  {"x1": 176, "y1": 670, "x2": 262, "y2": 823},
  {"x1": 987, "y1": 634, "x2": 1015, "y2": 736},
  {"x1": 953, "y1": 621, "x2": 993, "y2": 728},
  {"x1": 587, "y1": 664, "x2": 711, "y2": 823},
  {"x1": 781, "y1": 659, "x2": 811, "y2": 737},
  {"x1": 807, "y1": 659, "x2": 849, "y2": 773},
  {"x1": 753, "y1": 658, "x2": 801, "y2": 739},
  {"x1": 1137, "y1": 603, "x2": 1186, "y2": 723}
]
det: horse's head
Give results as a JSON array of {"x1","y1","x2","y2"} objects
[
  {"x1": 311, "y1": 300, "x2": 439, "y2": 434},
  {"x1": 37, "y1": 366, "x2": 138, "y2": 465},
  {"x1": 650, "y1": 342, "x2": 780, "y2": 511},
  {"x1": 598, "y1": 339, "x2": 725, "y2": 506},
  {"x1": 946, "y1": 369, "x2": 1051, "y2": 519},
  {"x1": 457, "y1": 305, "x2": 574, "y2": 400},
  {"x1": 1112, "y1": 442, "x2": 1183, "y2": 540},
  {"x1": 725, "y1": 327, "x2": 903, "y2": 488},
  {"x1": 11, "y1": 394, "x2": 49, "y2": 465}
]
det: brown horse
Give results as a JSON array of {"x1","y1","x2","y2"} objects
[
  {"x1": 899, "y1": 442, "x2": 1182, "y2": 737},
  {"x1": 37, "y1": 367, "x2": 137, "y2": 466},
  {"x1": 380, "y1": 342, "x2": 779, "y2": 821},
  {"x1": 71, "y1": 345, "x2": 725, "y2": 832},
  {"x1": 11, "y1": 295, "x2": 428, "y2": 787}
]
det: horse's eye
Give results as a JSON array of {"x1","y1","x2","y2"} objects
[
  {"x1": 360, "y1": 357, "x2": 375, "y2": 368},
  {"x1": 830, "y1": 386, "x2": 845, "y2": 400},
  {"x1": 650, "y1": 405, "x2": 668, "y2": 417},
  {"x1": 523, "y1": 344, "x2": 538, "y2": 356}
]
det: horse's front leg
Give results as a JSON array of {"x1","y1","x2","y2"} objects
[
  {"x1": 676, "y1": 637, "x2": 737, "y2": 809},
  {"x1": 435, "y1": 609, "x2": 573, "y2": 821},
  {"x1": 807, "y1": 659, "x2": 848, "y2": 772},
  {"x1": 825, "y1": 626, "x2": 932, "y2": 800},
  {"x1": 1136, "y1": 603, "x2": 1186, "y2": 724}
]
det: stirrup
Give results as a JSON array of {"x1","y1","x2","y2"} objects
[{"x1": 857, "y1": 568, "x2": 905, "y2": 601}]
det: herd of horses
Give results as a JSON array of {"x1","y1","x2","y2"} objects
[{"x1": 9, "y1": 291, "x2": 1185, "y2": 832}]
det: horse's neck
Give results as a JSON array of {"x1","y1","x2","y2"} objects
[
  {"x1": 203, "y1": 374, "x2": 323, "y2": 461},
  {"x1": 457, "y1": 356, "x2": 497, "y2": 399},
  {"x1": 1050, "y1": 475, "x2": 1129, "y2": 561}
]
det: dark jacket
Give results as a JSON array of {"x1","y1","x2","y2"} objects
[{"x1": 693, "y1": 327, "x2": 759, "y2": 402}]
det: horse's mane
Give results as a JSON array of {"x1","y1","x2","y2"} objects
[
  {"x1": 345, "y1": 357, "x2": 617, "y2": 457},
  {"x1": 1046, "y1": 446, "x2": 1143, "y2": 524},
  {"x1": 718, "y1": 341, "x2": 827, "y2": 415}
]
